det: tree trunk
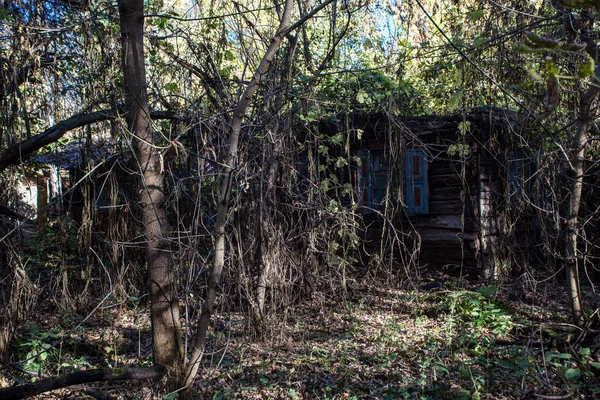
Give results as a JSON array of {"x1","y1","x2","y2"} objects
[
  {"x1": 551, "y1": 3, "x2": 597, "y2": 326},
  {"x1": 253, "y1": 151, "x2": 280, "y2": 332},
  {"x1": 180, "y1": 0, "x2": 295, "y2": 390},
  {"x1": 565, "y1": 74, "x2": 597, "y2": 326},
  {"x1": 118, "y1": 0, "x2": 183, "y2": 372}
]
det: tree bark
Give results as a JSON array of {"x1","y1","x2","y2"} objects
[
  {"x1": 553, "y1": 5, "x2": 598, "y2": 326},
  {"x1": 180, "y1": 0, "x2": 295, "y2": 390},
  {"x1": 118, "y1": 0, "x2": 183, "y2": 373},
  {"x1": 565, "y1": 70, "x2": 597, "y2": 326},
  {"x1": 253, "y1": 151, "x2": 280, "y2": 331},
  {"x1": 0, "y1": 366, "x2": 165, "y2": 400}
]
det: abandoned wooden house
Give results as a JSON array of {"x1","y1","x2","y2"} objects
[
  {"x1": 323, "y1": 108, "x2": 540, "y2": 277},
  {"x1": 31, "y1": 137, "x2": 135, "y2": 228},
  {"x1": 4, "y1": 106, "x2": 543, "y2": 279}
]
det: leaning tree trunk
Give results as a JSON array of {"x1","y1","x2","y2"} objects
[
  {"x1": 0, "y1": 366, "x2": 166, "y2": 400},
  {"x1": 180, "y1": 0, "x2": 295, "y2": 390},
  {"x1": 118, "y1": 0, "x2": 183, "y2": 373},
  {"x1": 561, "y1": 10, "x2": 600, "y2": 326},
  {"x1": 565, "y1": 75, "x2": 597, "y2": 326}
]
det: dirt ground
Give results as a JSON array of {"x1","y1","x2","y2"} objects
[{"x1": 2, "y1": 278, "x2": 599, "y2": 399}]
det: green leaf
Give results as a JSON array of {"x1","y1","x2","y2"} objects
[
  {"x1": 590, "y1": 362, "x2": 600, "y2": 369},
  {"x1": 330, "y1": 133, "x2": 343, "y2": 145},
  {"x1": 335, "y1": 157, "x2": 348, "y2": 168},
  {"x1": 578, "y1": 59, "x2": 595, "y2": 78},
  {"x1": 449, "y1": 89, "x2": 463, "y2": 109},
  {"x1": 458, "y1": 121, "x2": 471, "y2": 135},
  {"x1": 546, "y1": 352, "x2": 572, "y2": 360},
  {"x1": 342, "y1": 183, "x2": 353, "y2": 196},
  {"x1": 165, "y1": 82, "x2": 179, "y2": 92},
  {"x1": 473, "y1": 37, "x2": 487, "y2": 48},
  {"x1": 468, "y1": 9, "x2": 484, "y2": 22},
  {"x1": 545, "y1": 60, "x2": 559, "y2": 76},
  {"x1": 565, "y1": 368, "x2": 580, "y2": 379},
  {"x1": 580, "y1": 348, "x2": 591, "y2": 357},
  {"x1": 434, "y1": 363, "x2": 449, "y2": 374},
  {"x1": 356, "y1": 89, "x2": 367, "y2": 104},
  {"x1": 259, "y1": 377, "x2": 269, "y2": 384}
]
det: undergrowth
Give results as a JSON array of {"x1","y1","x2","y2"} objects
[{"x1": 2, "y1": 280, "x2": 599, "y2": 399}]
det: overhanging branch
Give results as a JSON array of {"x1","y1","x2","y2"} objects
[
  {"x1": 0, "y1": 108, "x2": 188, "y2": 173},
  {"x1": 0, "y1": 366, "x2": 166, "y2": 400}
]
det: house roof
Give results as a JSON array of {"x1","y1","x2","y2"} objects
[{"x1": 34, "y1": 137, "x2": 118, "y2": 169}]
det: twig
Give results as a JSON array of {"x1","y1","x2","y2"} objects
[{"x1": 533, "y1": 392, "x2": 573, "y2": 399}]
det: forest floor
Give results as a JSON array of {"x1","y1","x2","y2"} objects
[{"x1": 2, "y1": 275, "x2": 599, "y2": 399}]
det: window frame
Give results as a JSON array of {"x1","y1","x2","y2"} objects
[
  {"x1": 355, "y1": 147, "x2": 429, "y2": 215},
  {"x1": 405, "y1": 148, "x2": 429, "y2": 215},
  {"x1": 356, "y1": 149, "x2": 388, "y2": 212}
]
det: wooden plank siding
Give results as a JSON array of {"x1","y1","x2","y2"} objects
[
  {"x1": 320, "y1": 109, "x2": 538, "y2": 274},
  {"x1": 345, "y1": 113, "x2": 481, "y2": 270}
]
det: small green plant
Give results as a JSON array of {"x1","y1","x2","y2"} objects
[
  {"x1": 58, "y1": 356, "x2": 92, "y2": 373},
  {"x1": 449, "y1": 290, "x2": 513, "y2": 336},
  {"x1": 545, "y1": 347, "x2": 600, "y2": 383},
  {"x1": 15, "y1": 327, "x2": 60, "y2": 376}
]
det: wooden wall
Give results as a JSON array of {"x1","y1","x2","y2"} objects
[
  {"x1": 347, "y1": 114, "x2": 481, "y2": 271},
  {"x1": 322, "y1": 110, "x2": 538, "y2": 275}
]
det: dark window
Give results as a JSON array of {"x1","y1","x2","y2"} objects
[
  {"x1": 356, "y1": 148, "x2": 429, "y2": 215},
  {"x1": 357, "y1": 150, "x2": 388, "y2": 211},
  {"x1": 507, "y1": 151, "x2": 534, "y2": 201}
]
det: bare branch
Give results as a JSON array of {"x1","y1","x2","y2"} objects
[
  {"x1": 0, "y1": 366, "x2": 166, "y2": 400},
  {"x1": 0, "y1": 109, "x2": 188, "y2": 173}
]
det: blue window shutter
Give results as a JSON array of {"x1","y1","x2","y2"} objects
[{"x1": 406, "y1": 148, "x2": 428, "y2": 215}]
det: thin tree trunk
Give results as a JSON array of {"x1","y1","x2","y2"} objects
[
  {"x1": 252, "y1": 33, "x2": 299, "y2": 330},
  {"x1": 118, "y1": 0, "x2": 183, "y2": 372},
  {"x1": 552, "y1": 0, "x2": 598, "y2": 327},
  {"x1": 180, "y1": 0, "x2": 295, "y2": 389},
  {"x1": 253, "y1": 152, "x2": 279, "y2": 331},
  {"x1": 565, "y1": 74, "x2": 597, "y2": 326}
]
